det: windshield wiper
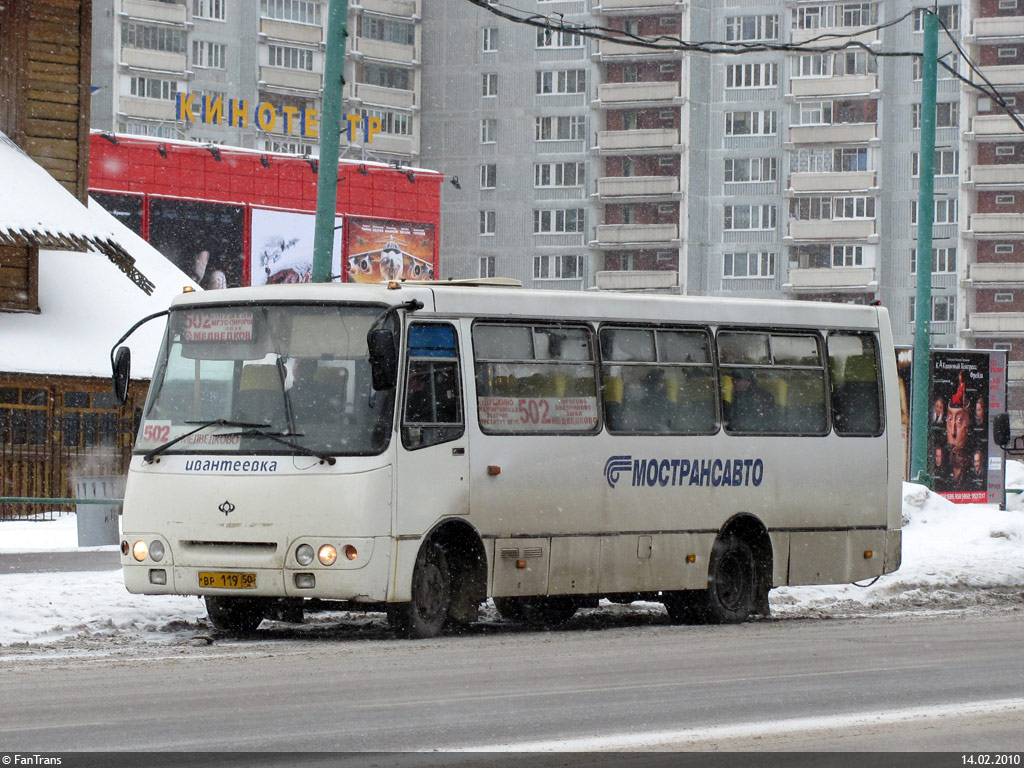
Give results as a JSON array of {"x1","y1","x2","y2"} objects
[
  {"x1": 142, "y1": 418, "x2": 273, "y2": 463},
  {"x1": 235, "y1": 428, "x2": 336, "y2": 466}
]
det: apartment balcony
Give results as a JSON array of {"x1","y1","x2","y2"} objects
[
  {"x1": 789, "y1": 170, "x2": 875, "y2": 193},
  {"x1": 965, "y1": 213, "x2": 1024, "y2": 238},
  {"x1": 121, "y1": 0, "x2": 186, "y2": 25},
  {"x1": 968, "y1": 262, "x2": 1024, "y2": 285},
  {"x1": 593, "y1": 0, "x2": 682, "y2": 13},
  {"x1": 595, "y1": 127, "x2": 680, "y2": 154},
  {"x1": 595, "y1": 81, "x2": 683, "y2": 106},
  {"x1": 121, "y1": 48, "x2": 186, "y2": 74},
  {"x1": 783, "y1": 266, "x2": 877, "y2": 293},
  {"x1": 789, "y1": 27, "x2": 877, "y2": 48},
  {"x1": 354, "y1": 0, "x2": 418, "y2": 18},
  {"x1": 259, "y1": 67, "x2": 322, "y2": 94},
  {"x1": 787, "y1": 123, "x2": 877, "y2": 145},
  {"x1": 597, "y1": 175, "x2": 680, "y2": 199},
  {"x1": 360, "y1": 132, "x2": 418, "y2": 157},
  {"x1": 595, "y1": 270, "x2": 678, "y2": 290},
  {"x1": 351, "y1": 82, "x2": 416, "y2": 109},
  {"x1": 117, "y1": 96, "x2": 176, "y2": 121},
  {"x1": 260, "y1": 19, "x2": 323, "y2": 45},
  {"x1": 967, "y1": 114, "x2": 1024, "y2": 138},
  {"x1": 593, "y1": 223, "x2": 680, "y2": 247},
  {"x1": 963, "y1": 312, "x2": 1024, "y2": 335},
  {"x1": 967, "y1": 15, "x2": 1024, "y2": 41},
  {"x1": 790, "y1": 74, "x2": 877, "y2": 98},
  {"x1": 596, "y1": 38, "x2": 675, "y2": 59},
  {"x1": 972, "y1": 65, "x2": 1024, "y2": 88},
  {"x1": 786, "y1": 218, "x2": 876, "y2": 241},
  {"x1": 351, "y1": 37, "x2": 416, "y2": 65},
  {"x1": 965, "y1": 164, "x2": 1024, "y2": 189}
]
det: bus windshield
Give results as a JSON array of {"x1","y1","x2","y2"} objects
[{"x1": 136, "y1": 303, "x2": 396, "y2": 457}]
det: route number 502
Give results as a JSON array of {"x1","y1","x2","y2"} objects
[{"x1": 142, "y1": 424, "x2": 171, "y2": 443}]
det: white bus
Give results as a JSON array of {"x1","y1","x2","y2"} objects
[{"x1": 114, "y1": 281, "x2": 902, "y2": 637}]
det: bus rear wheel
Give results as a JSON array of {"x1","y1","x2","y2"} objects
[
  {"x1": 388, "y1": 543, "x2": 452, "y2": 639},
  {"x1": 204, "y1": 596, "x2": 265, "y2": 634},
  {"x1": 704, "y1": 535, "x2": 756, "y2": 624}
]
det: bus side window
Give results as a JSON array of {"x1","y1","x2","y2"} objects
[
  {"x1": 402, "y1": 323, "x2": 464, "y2": 450},
  {"x1": 829, "y1": 334, "x2": 883, "y2": 436}
]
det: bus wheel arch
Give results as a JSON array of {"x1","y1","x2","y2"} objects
[{"x1": 388, "y1": 518, "x2": 487, "y2": 638}]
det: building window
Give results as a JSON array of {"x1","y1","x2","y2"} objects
[
  {"x1": 480, "y1": 118, "x2": 497, "y2": 144},
  {"x1": 359, "y1": 108, "x2": 412, "y2": 137},
  {"x1": 911, "y1": 247, "x2": 957, "y2": 274},
  {"x1": 482, "y1": 73, "x2": 498, "y2": 97},
  {"x1": 794, "y1": 4, "x2": 879, "y2": 29},
  {"x1": 995, "y1": 243, "x2": 1015, "y2": 254},
  {"x1": 724, "y1": 157, "x2": 777, "y2": 183},
  {"x1": 193, "y1": 0, "x2": 225, "y2": 20},
  {"x1": 121, "y1": 23, "x2": 187, "y2": 53},
  {"x1": 723, "y1": 251, "x2": 775, "y2": 277},
  {"x1": 129, "y1": 76, "x2": 178, "y2": 101},
  {"x1": 910, "y1": 199, "x2": 958, "y2": 225},
  {"x1": 480, "y1": 164, "x2": 497, "y2": 189},
  {"x1": 192, "y1": 40, "x2": 226, "y2": 69},
  {"x1": 479, "y1": 256, "x2": 496, "y2": 278},
  {"x1": 910, "y1": 295, "x2": 955, "y2": 323},
  {"x1": 536, "y1": 70, "x2": 586, "y2": 95},
  {"x1": 725, "y1": 62, "x2": 778, "y2": 89},
  {"x1": 261, "y1": 0, "x2": 321, "y2": 24},
  {"x1": 834, "y1": 147, "x2": 868, "y2": 171},
  {"x1": 999, "y1": 0, "x2": 1018, "y2": 9},
  {"x1": 480, "y1": 210, "x2": 496, "y2": 235},
  {"x1": 535, "y1": 115, "x2": 585, "y2": 141},
  {"x1": 534, "y1": 162, "x2": 585, "y2": 187},
  {"x1": 912, "y1": 150, "x2": 959, "y2": 177},
  {"x1": 995, "y1": 292, "x2": 1015, "y2": 303},
  {"x1": 360, "y1": 16, "x2": 415, "y2": 45},
  {"x1": 268, "y1": 44, "x2": 313, "y2": 71},
  {"x1": 533, "y1": 209, "x2": 585, "y2": 234},
  {"x1": 912, "y1": 102, "x2": 959, "y2": 129},
  {"x1": 914, "y1": 5, "x2": 960, "y2": 32},
  {"x1": 725, "y1": 14, "x2": 778, "y2": 41},
  {"x1": 996, "y1": 194, "x2": 1016, "y2": 204},
  {"x1": 995, "y1": 146, "x2": 1017, "y2": 157},
  {"x1": 913, "y1": 52, "x2": 959, "y2": 80},
  {"x1": 482, "y1": 27, "x2": 498, "y2": 52},
  {"x1": 725, "y1": 110, "x2": 777, "y2": 136},
  {"x1": 534, "y1": 254, "x2": 583, "y2": 279},
  {"x1": 724, "y1": 204, "x2": 776, "y2": 231},
  {"x1": 832, "y1": 244, "x2": 863, "y2": 267},
  {"x1": 536, "y1": 28, "x2": 583, "y2": 47},
  {"x1": 833, "y1": 196, "x2": 875, "y2": 219},
  {"x1": 361, "y1": 63, "x2": 410, "y2": 90}
]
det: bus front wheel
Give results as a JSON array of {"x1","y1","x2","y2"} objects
[
  {"x1": 204, "y1": 595, "x2": 265, "y2": 633},
  {"x1": 388, "y1": 543, "x2": 452, "y2": 639}
]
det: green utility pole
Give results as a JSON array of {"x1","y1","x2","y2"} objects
[
  {"x1": 910, "y1": 10, "x2": 939, "y2": 483},
  {"x1": 311, "y1": 0, "x2": 349, "y2": 283}
]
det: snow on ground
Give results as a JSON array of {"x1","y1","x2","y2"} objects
[{"x1": 1, "y1": 463, "x2": 1022, "y2": 650}]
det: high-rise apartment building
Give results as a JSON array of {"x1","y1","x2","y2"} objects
[{"x1": 90, "y1": 0, "x2": 422, "y2": 163}]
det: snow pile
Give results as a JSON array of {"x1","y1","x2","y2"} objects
[{"x1": 1, "y1": 463, "x2": 1023, "y2": 648}]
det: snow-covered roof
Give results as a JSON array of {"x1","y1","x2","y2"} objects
[
  {"x1": 0, "y1": 199, "x2": 199, "y2": 380},
  {"x1": 0, "y1": 130, "x2": 153, "y2": 294}
]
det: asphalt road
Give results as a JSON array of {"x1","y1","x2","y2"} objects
[
  {"x1": 0, "y1": 550, "x2": 119, "y2": 573},
  {"x1": 0, "y1": 610, "x2": 1022, "y2": 753}
]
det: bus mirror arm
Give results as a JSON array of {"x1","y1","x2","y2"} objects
[
  {"x1": 109, "y1": 310, "x2": 170, "y2": 405},
  {"x1": 366, "y1": 300, "x2": 423, "y2": 391}
]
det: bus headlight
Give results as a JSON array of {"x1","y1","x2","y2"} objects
[
  {"x1": 149, "y1": 540, "x2": 165, "y2": 562},
  {"x1": 344, "y1": 545, "x2": 358, "y2": 561},
  {"x1": 318, "y1": 545, "x2": 338, "y2": 566},
  {"x1": 132, "y1": 540, "x2": 148, "y2": 562},
  {"x1": 296, "y1": 544, "x2": 315, "y2": 566}
]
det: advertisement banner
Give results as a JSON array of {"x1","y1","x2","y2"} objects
[
  {"x1": 149, "y1": 199, "x2": 245, "y2": 289},
  {"x1": 250, "y1": 208, "x2": 343, "y2": 286},
  {"x1": 346, "y1": 218, "x2": 436, "y2": 283}
]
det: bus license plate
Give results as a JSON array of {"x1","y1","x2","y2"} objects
[{"x1": 199, "y1": 572, "x2": 257, "y2": 590}]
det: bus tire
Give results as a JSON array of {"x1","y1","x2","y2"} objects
[
  {"x1": 704, "y1": 535, "x2": 756, "y2": 624},
  {"x1": 204, "y1": 595, "x2": 265, "y2": 634},
  {"x1": 388, "y1": 543, "x2": 452, "y2": 639}
]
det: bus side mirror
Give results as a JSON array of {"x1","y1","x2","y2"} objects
[
  {"x1": 994, "y1": 413, "x2": 1011, "y2": 449},
  {"x1": 112, "y1": 346, "x2": 132, "y2": 405},
  {"x1": 367, "y1": 329, "x2": 398, "y2": 390}
]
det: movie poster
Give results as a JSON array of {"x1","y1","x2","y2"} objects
[
  {"x1": 346, "y1": 218, "x2": 436, "y2": 283},
  {"x1": 896, "y1": 347, "x2": 913, "y2": 480},
  {"x1": 149, "y1": 199, "x2": 245, "y2": 289},
  {"x1": 928, "y1": 351, "x2": 991, "y2": 502},
  {"x1": 249, "y1": 208, "x2": 343, "y2": 286}
]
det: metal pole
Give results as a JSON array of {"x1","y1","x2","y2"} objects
[
  {"x1": 910, "y1": 10, "x2": 939, "y2": 483},
  {"x1": 311, "y1": 0, "x2": 349, "y2": 283}
]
